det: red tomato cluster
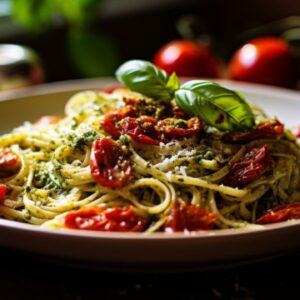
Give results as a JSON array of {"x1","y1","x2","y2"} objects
[
  {"x1": 152, "y1": 37, "x2": 299, "y2": 88},
  {"x1": 100, "y1": 99, "x2": 202, "y2": 147},
  {"x1": 94, "y1": 99, "x2": 202, "y2": 189}
]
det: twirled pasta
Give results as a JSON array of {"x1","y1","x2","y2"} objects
[{"x1": 0, "y1": 87, "x2": 299, "y2": 233}]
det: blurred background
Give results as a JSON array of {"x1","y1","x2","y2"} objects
[{"x1": 1, "y1": 0, "x2": 300, "y2": 89}]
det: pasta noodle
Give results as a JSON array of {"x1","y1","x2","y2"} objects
[{"x1": 0, "y1": 87, "x2": 300, "y2": 233}]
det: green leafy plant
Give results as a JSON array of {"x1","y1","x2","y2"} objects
[
  {"x1": 11, "y1": 0, "x2": 101, "y2": 32},
  {"x1": 10, "y1": 0, "x2": 119, "y2": 77},
  {"x1": 116, "y1": 60, "x2": 255, "y2": 131}
]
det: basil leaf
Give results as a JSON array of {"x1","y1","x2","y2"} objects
[
  {"x1": 115, "y1": 60, "x2": 179, "y2": 101},
  {"x1": 175, "y1": 80, "x2": 255, "y2": 131}
]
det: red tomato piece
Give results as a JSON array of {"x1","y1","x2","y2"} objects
[
  {"x1": 170, "y1": 103, "x2": 190, "y2": 120},
  {"x1": 34, "y1": 115, "x2": 62, "y2": 128},
  {"x1": 222, "y1": 119, "x2": 284, "y2": 144},
  {"x1": 101, "y1": 106, "x2": 135, "y2": 138},
  {"x1": 0, "y1": 149, "x2": 20, "y2": 176},
  {"x1": 224, "y1": 145, "x2": 272, "y2": 187},
  {"x1": 256, "y1": 203, "x2": 300, "y2": 224},
  {"x1": 0, "y1": 184, "x2": 7, "y2": 202},
  {"x1": 123, "y1": 98, "x2": 138, "y2": 106},
  {"x1": 294, "y1": 126, "x2": 300, "y2": 138},
  {"x1": 119, "y1": 116, "x2": 160, "y2": 145},
  {"x1": 157, "y1": 117, "x2": 201, "y2": 138},
  {"x1": 101, "y1": 85, "x2": 122, "y2": 94},
  {"x1": 153, "y1": 39, "x2": 221, "y2": 78},
  {"x1": 164, "y1": 202, "x2": 218, "y2": 233},
  {"x1": 64, "y1": 206, "x2": 147, "y2": 232},
  {"x1": 90, "y1": 137, "x2": 131, "y2": 188},
  {"x1": 228, "y1": 37, "x2": 298, "y2": 88}
]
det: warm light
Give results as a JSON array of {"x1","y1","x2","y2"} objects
[
  {"x1": 161, "y1": 45, "x2": 180, "y2": 64},
  {"x1": 0, "y1": 45, "x2": 27, "y2": 65},
  {"x1": 240, "y1": 44, "x2": 257, "y2": 67}
]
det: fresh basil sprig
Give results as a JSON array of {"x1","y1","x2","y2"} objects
[
  {"x1": 115, "y1": 60, "x2": 255, "y2": 131},
  {"x1": 115, "y1": 60, "x2": 180, "y2": 101},
  {"x1": 175, "y1": 80, "x2": 255, "y2": 131}
]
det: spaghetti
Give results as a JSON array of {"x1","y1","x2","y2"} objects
[{"x1": 0, "y1": 86, "x2": 300, "y2": 233}]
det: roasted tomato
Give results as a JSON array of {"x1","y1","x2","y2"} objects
[
  {"x1": 34, "y1": 115, "x2": 62, "y2": 128},
  {"x1": 222, "y1": 119, "x2": 284, "y2": 144},
  {"x1": 157, "y1": 117, "x2": 201, "y2": 138},
  {"x1": 119, "y1": 116, "x2": 160, "y2": 145},
  {"x1": 0, "y1": 184, "x2": 7, "y2": 202},
  {"x1": 101, "y1": 85, "x2": 122, "y2": 94},
  {"x1": 153, "y1": 39, "x2": 221, "y2": 78},
  {"x1": 170, "y1": 103, "x2": 190, "y2": 119},
  {"x1": 90, "y1": 137, "x2": 131, "y2": 188},
  {"x1": 256, "y1": 203, "x2": 300, "y2": 224},
  {"x1": 164, "y1": 202, "x2": 218, "y2": 233},
  {"x1": 224, "y1": 145, "x2": 272, "y2": 187},
  {"x1": 228, "y1": 37, "x2": 298, "y2": 88},
  {"x1": 124, "y1": 97, "x2": 169, "y2": 119},
  {"x1": 0, "y1": 149, "x2": 20, "y2": 177},
  {"x1": 64, "y1": 206, "x2": 147, "y2": 232},
  {"x1": 294, "y1": 126, "x2": 300, "y2": 138},
  {"x1": 101, "y1": 106, "x2": 135, "y2": 138}
]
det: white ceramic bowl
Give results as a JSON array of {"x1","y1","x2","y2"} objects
[{"x1": 0, "y1": 79, "x2": 300, "y2": 272}]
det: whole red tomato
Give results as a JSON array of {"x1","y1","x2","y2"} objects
[
  {"x1": 153, "y1": 39, "x2": 221, "y2": 78},
  {"x1": 228, "y1": 37, "x2": 298, "y2": 88}
]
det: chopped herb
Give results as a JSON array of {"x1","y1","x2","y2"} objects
[{"x1": 67, "y1": 130, "x2": 102, "y2": 151}]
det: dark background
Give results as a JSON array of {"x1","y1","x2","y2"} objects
[{"x1": 1, "y1": 0, "x2": 300, "y2": 82}]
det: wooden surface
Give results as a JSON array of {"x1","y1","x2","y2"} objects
[{"x1": 1, "y1": 245, "x2": 299, "y2": 300}]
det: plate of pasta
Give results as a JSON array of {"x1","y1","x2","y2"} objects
[{"x1": 1, "y1": 60, "x2": 300, "y2": 271}]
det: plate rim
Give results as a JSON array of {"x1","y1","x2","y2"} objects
[{"x1": 1, "y1": 77, "x2": 300, "y2": 102}]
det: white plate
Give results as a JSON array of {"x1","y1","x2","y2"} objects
[{"x1": 0, "y1": 79, "x2": 300, "y2": 272}]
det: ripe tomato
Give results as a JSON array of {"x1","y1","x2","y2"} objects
[
  {"x1": 90, "y1": 137, "x2": 131, "y2": 188},
  {"x1": 256, "y1": 203, "x2": 300, "y2": 224},
  {"x1": 64, "y1": 206, "x2": 147, "y2": 232},
  {"x1": 228, "y1": 37, "x2": 298, "y2": 88},
  {"x1": 164, "y1": 202, "x2": 218, "y2": 233},
  {"x1": 224, "y1": 145, "x2": 272, "y2": 187},
  {"x1": 153, "y1": 39, "x2": 221, "y2": 78}
]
